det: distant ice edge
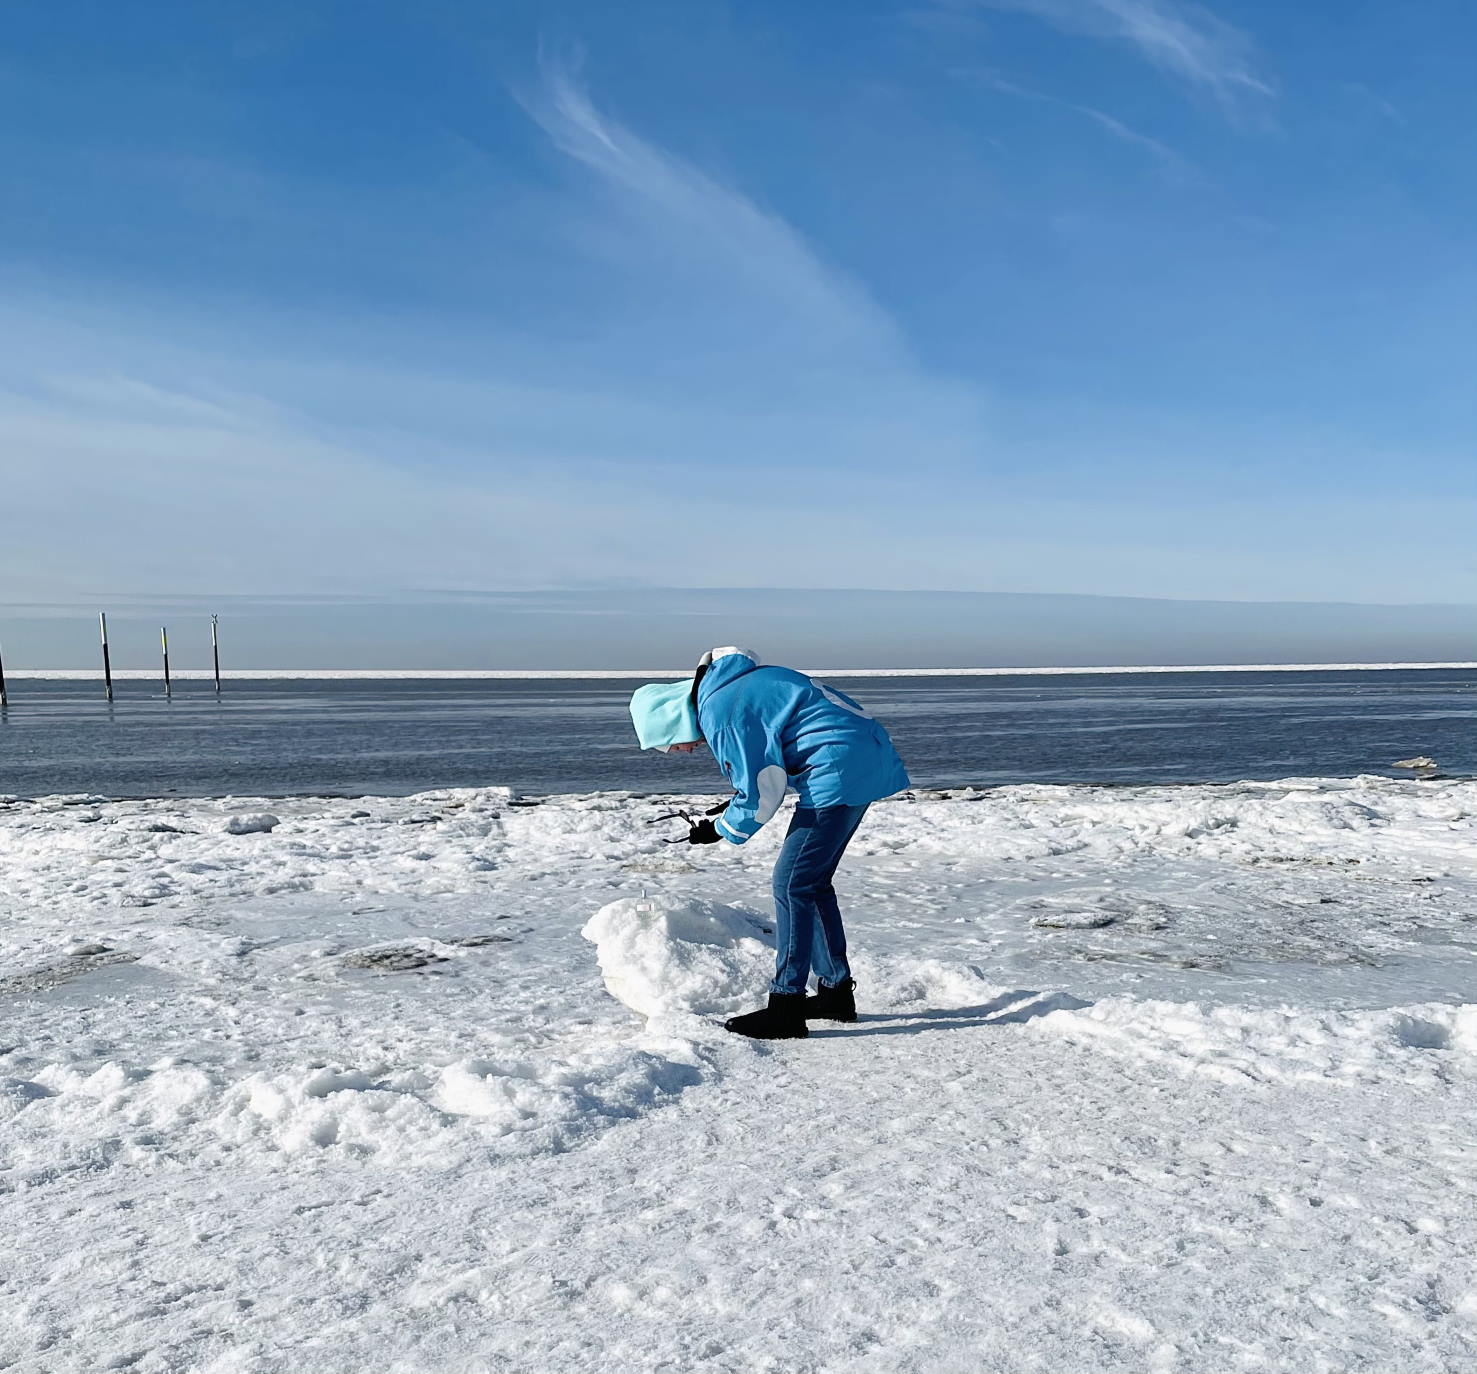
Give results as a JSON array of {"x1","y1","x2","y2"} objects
[{"x1": 13, "y1": 662, "x2": 1477, "y2": 680}]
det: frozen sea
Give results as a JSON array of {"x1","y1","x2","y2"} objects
[
  {"x1": 4, "y1": 670, "x2": 1477, "y2": 1372},
  {"x1": 3, "y1": 667, "x2": 1475, "y2": 796}
]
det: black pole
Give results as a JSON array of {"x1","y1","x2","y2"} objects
[
  {"x1": 161, "y1": 625, "x2": 172, "y2": 699},
  {"x1": 0, "y1": 639, "x2": 8, "y2": 708},
  {"x1": 99, "y1": 612, "x2": 113, "y2": 702},
  {"x1": 211, "y1": 614, "x2": 221, "y2": 695}
]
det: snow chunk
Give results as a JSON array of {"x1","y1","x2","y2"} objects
[
  {"x1": 0, "y1": 1078, "x2": 55, "y2": 1121},
  {"x1": 582, "y1": 896, "x2": 775, "y2": 1021},
  {"x1": 1031, "y1": 910, "x2": 1116, "y2": 929},
  {"x1": 222, "y1": 812, "x2": 279, "y2": 835}
]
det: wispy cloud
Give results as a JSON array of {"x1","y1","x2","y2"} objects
[
  {"x1": 1343, "y1": 81, "x2": 1405, "y2": 125},
  {"x1": 523, "y1": 58, "x2": 906, "y2": 364},
  {"x1": 1076, "y1": 105, "x2": 1187, "y2": 168},
  {"x1": 967, "y1": 67, "x2": 1192, "y2": 172},
  {"x1": 0, "y1": 65, "x2": 1003, "y2": 608},
  {"x1": 515, "y1": 58, "x2": 989, "y2": 455},
  {"x1": 951, "y1": 0, "x2": 1273, "y2": 116}
]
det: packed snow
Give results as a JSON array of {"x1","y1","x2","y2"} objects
[{"x1": 3, "y1": 776, "x2": 1477, "y2": 1372}]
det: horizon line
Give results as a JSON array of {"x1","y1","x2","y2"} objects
[{"x1": 8, "y1": 662, "x2": 1477, "y2": 681}]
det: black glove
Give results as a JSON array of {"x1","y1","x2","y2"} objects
[{"x1": 687, "y1": 819, "x2": 721, "y2": 845}]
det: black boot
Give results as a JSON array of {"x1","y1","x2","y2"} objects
[
  {"x1": 724, "y1": 992, "x2": 809, "y2": 1040},
  {"x1": 805, "y1": 977, "x2": 857, "y2": 1023}
]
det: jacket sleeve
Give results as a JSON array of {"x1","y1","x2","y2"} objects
[{"x1": 707, "y1": 718, "x2": 790, "y2": 845}]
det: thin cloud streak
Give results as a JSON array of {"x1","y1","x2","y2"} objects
[
  {"x1": 515, "y1": 59, "x2": 991, "y2": 461},
  {"x1": 1077, "y1": 105, "x2": 1188, "y2": 169},
  {"x1": 950, "y1": 0, "x2": 1273, "y2": 116},
  {"x1": 524, "y1": 59, "x2": 908, "y2": 362},
  {"x1": 964, "y1": 67, "x2": 1194, "y2": 172}
]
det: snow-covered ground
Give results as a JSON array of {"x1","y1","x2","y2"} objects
[{"x1": 3, "y1": 777, "x2": 1477, "y2": 1373}]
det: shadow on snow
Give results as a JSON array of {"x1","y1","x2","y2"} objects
[{"x1": 818, "y1": 988, "x2": 1091, "y2": 1038}]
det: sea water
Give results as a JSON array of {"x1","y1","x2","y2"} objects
[{"x1": 2, "y1": 669, "x2": 1474, "y2": 798}]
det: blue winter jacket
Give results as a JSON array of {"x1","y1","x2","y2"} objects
[{"x1": 695, "y1": 650, "x2": 910, "y2": 845}]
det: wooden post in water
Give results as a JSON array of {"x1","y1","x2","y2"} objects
[
  {"x1": 99, "y1": 612, "x2": 114, "y2": 702},
  {"x1": 211, "y1": 614, "x2": 222, "y2": 695},
  {"x1": 161, "y1": 626, "x2": 172, "y2": 699},
  {"x1": 0, "y1": 639, "x2": 8, "y2": 708}
]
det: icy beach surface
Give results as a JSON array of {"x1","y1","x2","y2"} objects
[{"x1": 3, "y1": 778, "x2": 1477, "y2": 1372}]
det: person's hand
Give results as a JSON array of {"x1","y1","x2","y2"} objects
[{"x1": 687, "y1": 819, "x2": 721, "y2": 845}]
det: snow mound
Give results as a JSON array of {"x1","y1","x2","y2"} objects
[
  {"x1": 582, "y1": 895, "x2": 775, "y2": 1021},
  {"x1": 1034, "y1": 996, "x2": 1477, "y2": 1087},
  {"x1": 2, "y1": 1041, "x2": 707, "y2": 1180},
  {"x1": 222, "y1": 812, "x2": 279, "y2": 835}
]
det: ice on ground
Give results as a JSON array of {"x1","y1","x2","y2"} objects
[
  {"x1": 582, "y1": 895, "x2": 775, "y2": 1021},
  {"x1": 1034, "y1": 994, "x2": 1477, "y2": 1088},
  {"x1": 4, "y1": 777, "x2": 1477, "y2": 1372}
]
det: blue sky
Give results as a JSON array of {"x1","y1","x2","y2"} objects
[{"x1": 2, "y1": 0, "x2": 1474, "y2": 664}]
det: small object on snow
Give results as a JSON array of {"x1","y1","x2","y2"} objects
[
  {"x1": 67, "y1": 942, "x2": 112, "y2": 957},
  {"x1": 1031, "y1": 911, "x2": 1116, "y2": 929},
  {"x1": 452, "y1": 934, "x2": 514, "y2": 947},
  {"x1": 142, "y1": 821, "x2": 187, "y2": 834},
  {"x1": 1392, "y1": 756, "x2": 1437, "y2": 770},
  {"x1": 223, "y1": 812, "x2": 279, "y2": 835},
  {"x1": 647, "y1": 809, "x2": 720, "y2": 845},
  {"x1": 621, "y1": 857, "x2": 698, "y2": 875}
]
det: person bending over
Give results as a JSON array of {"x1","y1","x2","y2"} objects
[{"x1": 630, "y1": 647, "x2": 910, "y2": 1040}]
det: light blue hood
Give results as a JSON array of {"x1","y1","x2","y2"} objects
[{"x1": 629, "y1": 679, "x2": 700, "y2": 752}]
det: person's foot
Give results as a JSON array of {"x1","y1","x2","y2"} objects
[
  {"x1": 724, "y1": 992, "x2": 809, "y2": 1039},
  {"x1": 804, "y1": 977, "x2": 857, "y2": 1022}
]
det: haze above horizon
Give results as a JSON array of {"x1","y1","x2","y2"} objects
[
  {"x1": 3, "y1": 0, "x2": 1473, "y2": 664},
  {"x1": 4, "y1": 589, "x2": 1473, "y2": 672}
]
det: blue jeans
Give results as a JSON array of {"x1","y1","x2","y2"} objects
[{"x1": 770, "y1": 804, "x2": 870, "y2": 996}]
